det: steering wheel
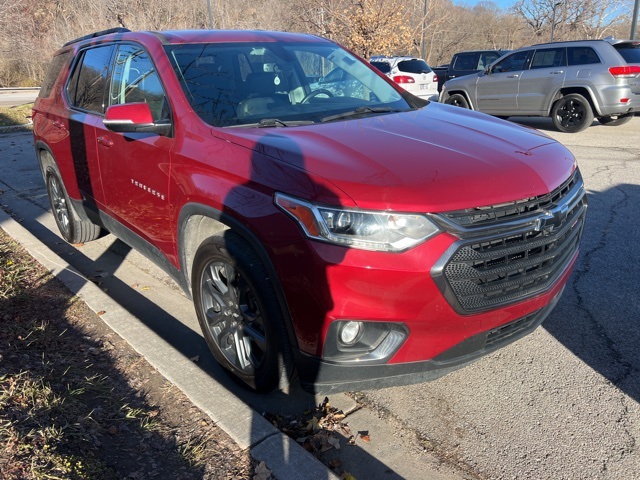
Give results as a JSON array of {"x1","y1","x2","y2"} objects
[{"x1": 301, "y1": 89, "x2": 334, "y2": 104}]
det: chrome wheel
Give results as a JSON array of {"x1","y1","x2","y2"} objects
[
  {"x1": 48, "y1": 173, "x2": 71, "y2": 237},
  {"x1": 199, "y1": 260, "x2": 267, "y2": 374}
]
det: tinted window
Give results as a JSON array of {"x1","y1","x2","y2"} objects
[
  {"x1": 40, "y1": 51, "x2": 71, "y2": 98},
  {"x1": 567, "y1": 47, "x2": 600, "y2": 66},
  {"x1": 530, "y1": 48, "x2": 566, "y2": 69},
  {"x1": 66, "y1": 45, "x2": 114, "y2": 113},
  {"x1": 453, "y1": 53, "x2": 480, "y2": 71},
  {"x1": 614, "y1": 44, "x2": 640, "y2": 63},
  {"x1": 109, "y1": 44, "x2": 168, "y2": 122},
  {"x1": 370, "y1": 61, "x2": 391, "y2": 74},
  {"x1": 493, "y1": 51, "x2": 530, "y2": 73},
  {"x1": 397, "y1": 59, "x2": 432, "y2": 74}
]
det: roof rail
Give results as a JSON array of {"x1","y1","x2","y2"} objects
[{"x1": 63, "y1": 27, "x2": 131, "y2": 47}]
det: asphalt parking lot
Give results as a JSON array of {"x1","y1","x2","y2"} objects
[{"x1": 1, "y1": 115, "x2": 639, "y2": 479}]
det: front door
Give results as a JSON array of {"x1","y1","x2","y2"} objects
[
  {"x1": 475, "y1": 50, "x2": 531, "y2": 114},
  {"x1": 96, "y1": 43, "x2": 175, "y2": 255}
]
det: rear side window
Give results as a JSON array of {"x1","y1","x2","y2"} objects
[
  {"x1": 397, "y1": 59, "x2": 432, "y2": 74},
  {"x1": 39, "y1": 51, "x2": 72, "y2": 98},
  {"x1": 567, "y1": 47, "x2": 600, "y2": 66},
  {"x1": 66, "y1": 45, "x2": 115, "y2": 113},
  {"x1": 614, "y1": 44, "x2": 640, "y2": 64},
  {"x1": 530, "y1": 48, "x2": 566, "y2": 69}
]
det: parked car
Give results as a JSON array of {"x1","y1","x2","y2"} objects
[
  {"x1": 33, "y1": 28, "x2": 586, "y2": 393},
  {"x1": 440, "y1": 39, "x2": 640, "y2": 132},
  {"x1": 433, "y1": 49, "x2": 510, "y2": 91},
  {"x1": 370, "y1": 56, "x2": 439, "y2": 100}
]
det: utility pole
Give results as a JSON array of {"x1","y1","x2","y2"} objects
[
  {"x1": 206, "y1": 0, "x2": 214, "y2": 29},
  {"x1": 421, "y1": 0, "x2": 427, "y2": 59},
  {"x1": 632, "y1": 0, "x2": 639, "y2": 40},
  {"x1": 551, "y1": 2, "x2": 563, "y2": 43}
]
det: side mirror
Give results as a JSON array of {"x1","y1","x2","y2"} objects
[
  {"x1": 103, "y1": 103, "x2": 170, "y2": 136},
  {"x1": 483, "y1": 66, "x2": 492, "y2": 75}
]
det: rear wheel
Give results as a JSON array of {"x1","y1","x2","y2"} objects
[
  {"x1": 597, "y1": 113, "x2": 634, "y2": 127},
  {"x1": 444, "y1": 93, "x2": 470, "y2": 109},
  {"x1": 45, "y1": 166, "x2": 102, "y2": 244},
  {"x1": 551, "y1": 94, "x2": 594, "y2": 133},
  {"x1": 192, "y1": 232, "x2": 293, "y2": 392}
]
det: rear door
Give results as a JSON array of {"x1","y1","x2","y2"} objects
[
  {"x1": 517, "y1": 47, "x2": 566, "y2": 114},
  {"x1": 475, "y1": 50, "x2": 531, "y2": 114}
]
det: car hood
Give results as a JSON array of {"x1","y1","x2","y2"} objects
[{"x1": 220, "y1": 102, "x2": 576, "y2": 212}]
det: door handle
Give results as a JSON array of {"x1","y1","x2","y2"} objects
[
  {"x1": 550, "y1": 71, "x2": 564, "y2": 75},
  {"x1": 507, "y1": 74, "x2": 519, "y2": 78},
  {"x1": 52, "y1": 120, "x2": 65, "y2": 129},
  {"x1": 97, "y1": 136, "x2": 114, "y2": 148}
]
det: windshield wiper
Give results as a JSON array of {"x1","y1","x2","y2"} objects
[
  {"x1": 320, "y1": 106, "x2": 407, "y2": 123},
  {"x1": 258, "y1": 118, "x2": 315, "y2": 128}
]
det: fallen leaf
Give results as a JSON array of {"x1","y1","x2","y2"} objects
[
  {"x1": 359, "y1": 431, "x2": 370, "y2": 443},
  {"x1": 329, "y1": 459, "x2": 342, "y2": 468},
  {"x1": 96, "y1": 310, "x2": 106, "y2": 316},
  {"x1": 327, "y1": 435, "x2": 341, "y2": 450},
  {"x1": 341, "y1": 473, "x2": 357, "y2": 480}
]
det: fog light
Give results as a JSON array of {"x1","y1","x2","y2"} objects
[{"x1": 340, "y1": 321, "x2": 363, "y2": 344}]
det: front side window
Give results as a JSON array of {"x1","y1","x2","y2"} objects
[
  {"x1": 530, "y1": 48, "x2": 566, "y2": 69},
  {"x1": 66, "y1": 45, "x2": 114, "y2": 113},
  {"x1": 109, "y1": 44, "x2": 168, "y2": 122},
  {"x1": 165, "y1": 42, "x2": 409, "y2": 128},
  {"x1": 567, "y1": 47, "x2": 601, "y2": 66},
  {"x1": 492, "y1": 50, "x2": 531, "y2": 73}
]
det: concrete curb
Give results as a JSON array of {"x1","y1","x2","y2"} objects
[{"x1": 0, "y1": 207, "x2": 339, "y2": 480}]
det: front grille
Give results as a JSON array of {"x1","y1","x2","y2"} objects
[{"x1": 432, "y1": 170, "x2": 586, "y2": 313}]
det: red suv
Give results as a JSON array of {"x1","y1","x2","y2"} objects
[{"x1": 32, "y1": 28, "x2": 587, "y2": 392}]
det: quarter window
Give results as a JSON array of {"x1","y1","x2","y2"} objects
[
  {"x1": 109, "y1": 44, "x2": 168, "y2": 122},
  {"x1": 66, "y1": 45, "x2": 114, "y2": 113},
  {"x1": 567, "y1": 47, "x2": 600, "y2": 66}
]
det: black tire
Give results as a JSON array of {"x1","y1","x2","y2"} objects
[
  {"x1": 597, "y1": 113, "x2": 634, "y2": 127},
  {"x1": 444, "y1": 93, "x2": 470, "y2": 109},
  {"x1": 45, "y1": 166, "x2": 102, "y2": 244},
  {"x1": 192, "y1": 232, "x2": 293, "y2": 392},
  {"x1": 551, "y1": 94, "x2": 594, "y2": 133}
]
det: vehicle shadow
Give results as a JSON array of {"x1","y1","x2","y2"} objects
[
  {"x1": 0, "y1": 132, "x2": 417, "y2": 479},
  {"x1": 542, "y1": 184, "x2": 640, "y2": 402}
]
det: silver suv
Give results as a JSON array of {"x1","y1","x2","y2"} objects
[{"x1": 440, "y1": 39, "x2": 640, "y2": 132}]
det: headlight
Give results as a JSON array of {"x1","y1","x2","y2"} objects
[{"x1": 275, "y1": 193, "x2": 440, "y2": 252}]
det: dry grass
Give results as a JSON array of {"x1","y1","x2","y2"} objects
[
  {"x1": 0, "y1": 104, "x2": 32, "y2": 127},
  {"x1": 0, "y1": 228, "x2": 256, "y2": 479}
]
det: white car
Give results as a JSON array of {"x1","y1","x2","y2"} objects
[{"x1": 370, "y1": 56, "x2": 439, "y2": 100}]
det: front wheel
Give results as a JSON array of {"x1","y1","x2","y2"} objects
[
  {"x1": 192, "y1": 232, "x2": 293, "y2": 392},
  {"x1": 551, "y1": 94, "x2": 594, "y2": 133},
  {"x1": 444, "y1": 93, "x2": 470, "y2": 109},
  {"x1": 597, "y1": 113, "x2": 634, "y2": 127}
]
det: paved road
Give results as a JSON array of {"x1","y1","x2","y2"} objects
[
  {"x1": 1, "y1": 116, "x2": 639, "y2": 479},
  {"x1": 0, "y1": 88, "x2": 39, "y2": 106}
]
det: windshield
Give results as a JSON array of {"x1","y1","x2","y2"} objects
[{"x1": 164, "y1": 42, "x2": 410, "y2": 127}]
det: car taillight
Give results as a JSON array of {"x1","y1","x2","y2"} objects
[
  {"x1": 609, "y1": 65, "x2": 640, "y2": 77},
  {"x1": 392, "y1": 75, "x2": 415, "y2": 84},
  {"x1": 433, "y1": 74, "x2": 438, "y2": 82}
]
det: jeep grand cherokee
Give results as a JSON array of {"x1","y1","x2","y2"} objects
[{"x1": 32, "y1": 28, "x2": 586, "y2": 392}]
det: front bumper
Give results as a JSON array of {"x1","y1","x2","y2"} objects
[{"x1": 297, "y1": 288, "x2": 564, "y2": 393}]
